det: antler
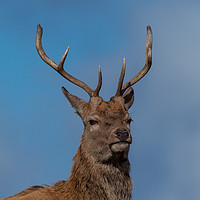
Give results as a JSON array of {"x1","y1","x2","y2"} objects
[
  {"x1": 115, "y1": 58, "x2": 126, "y2": 96},
  {"x1": 115, "y1": 26, "x2": 152, "y2": 96},
  {"x1": 36, "y1": 24, "x2": 102, "y2": 97}
]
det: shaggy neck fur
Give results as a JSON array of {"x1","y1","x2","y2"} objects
[{"x1": 53, "y1": 145, "x2": 132, "y2": 200}]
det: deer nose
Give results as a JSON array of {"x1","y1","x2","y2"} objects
[{"x1": 114, "y1": 129, "x2": 129, "y2": 141}]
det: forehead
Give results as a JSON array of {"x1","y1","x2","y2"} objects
[{"x1": 95, "y1": 101, "x2": 127, "y2": 118}]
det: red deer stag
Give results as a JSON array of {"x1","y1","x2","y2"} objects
[{"x1": 2, "y1": 24, "x2": 152, "y2": 200}]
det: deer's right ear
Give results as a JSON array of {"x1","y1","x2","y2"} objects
[
  {"x1": 61, "y1": 87, "x2": 88, "y2": 116},
  {"x1": 123, "y1": 87, "x2": 134, "y2": 110}
]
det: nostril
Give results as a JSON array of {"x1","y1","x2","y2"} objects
[{"x1": 114, "y1": 129, "x2": 129, "y2": 141}]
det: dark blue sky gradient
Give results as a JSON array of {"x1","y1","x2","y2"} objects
[{"x1": 0, "y1": 0, "x2": 200, "y2": 199}]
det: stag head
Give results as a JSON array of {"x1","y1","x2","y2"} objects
[{"x1": 36, "y1": 24, "x2": 152, "y2": 164}]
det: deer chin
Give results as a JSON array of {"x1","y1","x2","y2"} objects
[{"x1": 110, "y1": 142, "x2": 130, "y2": 153}]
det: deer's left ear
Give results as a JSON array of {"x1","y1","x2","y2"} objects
[
  {"x1": 61, "y1": 87, "x2": 88, "y2": 117},
  {"x1": 123, "y1": 87, "x2": 134, "y2": 110}
]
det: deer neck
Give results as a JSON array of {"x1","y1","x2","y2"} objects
[{"x1": 68, "y1": 145, "x2": 132, "y2": 200}]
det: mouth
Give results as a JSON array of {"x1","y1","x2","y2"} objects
[
  {"x1": 111, "y1": 141, "x2": 131, "y2": 145},
  {"x1": 110, "y1": 141, "x2": 130, "y2": 152}
]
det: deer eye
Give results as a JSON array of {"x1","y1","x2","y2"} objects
[
  {"x1": 89, "y1": 120, "x2": 98, "y2": 126},
  {"x1": 127, "y1": 119, "x2": 133, "y2": 124},
  {"x1": 105, "y1": 122, "x2": 111, "y2": 126}
]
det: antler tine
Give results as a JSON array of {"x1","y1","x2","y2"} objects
[
  {"x1": 36, "y1": 24, "x2": 58, "y2": 70},
  {"x1": 121, "y1": 26, "x2": 152, "y2": 94},
  {"x1": 115, "y1": 58, "x2": 126, "y2": 96},
  {"x1": 93, "y1": 65, "x2": 102, "y2": 96},
  {"x1": 36, "y1": 24, "x2": 98, "y2": 97},
  {"x1": 58, "y1": 46, "x2": 70, "y2": 71}
]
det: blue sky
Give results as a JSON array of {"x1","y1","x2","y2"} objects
[{"x1": 0, "y1": 0, "x2": 200, "y2": 199}]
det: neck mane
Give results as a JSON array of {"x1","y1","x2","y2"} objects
[{"x1": 65, "y1": 145, "x2": 132, "y2": 200}]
